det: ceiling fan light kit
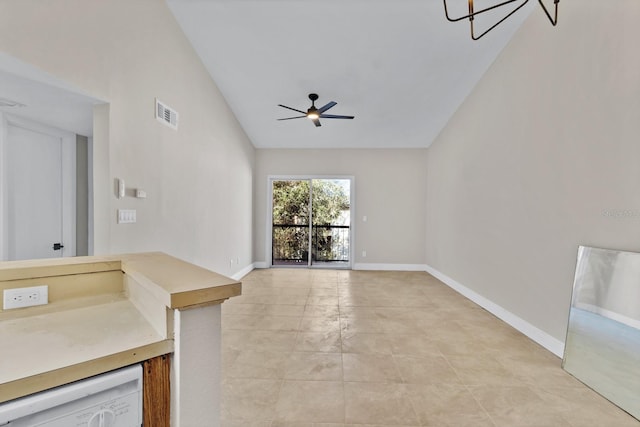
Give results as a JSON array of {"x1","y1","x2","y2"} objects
[
  {"x1": 443, "y1": 0, "x2": 559, "y2": 40},
  {"x1": 278, "y1": 93, "x2": 354, "y2": 127}
]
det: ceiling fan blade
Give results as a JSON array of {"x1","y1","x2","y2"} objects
[
  {"x1": 312, "y1": 118, "x2": 321, "y2": 127},
  {"x1": 319, "y1": 114, "x2": 355, "y2": 119},
  {"x1": 277, "y1": 115, "x2": 306, "y2": 120},
  {"x1": 278, "y1": 104, "x2": 307, "y2": 114},
  {"x1": 318, "y1": 101, "x2": 337, "y2": 113}
]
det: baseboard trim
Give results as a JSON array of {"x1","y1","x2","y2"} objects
[
  {"x1": 575, "y1": 302, "x2": 640, "y2": 330},
  {"x1": 424, "y1": 264, "x2": 565, "y2": 358},
  {"x1": 353, "y1": 263, "x2": 429, "y2": 271},
  {"x1": 231, "y1": 263, "x2": 257, "y2": 280}
]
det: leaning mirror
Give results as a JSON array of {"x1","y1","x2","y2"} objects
[{"x1": 563, "y1": 246, "x2": 640, "y2": 420}]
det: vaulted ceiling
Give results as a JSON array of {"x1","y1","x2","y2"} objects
[
  {"x1": 166, "y1": 0, "x2": 535, "y2": 149},
  {"x1": 0, "y1": 1, "x2": 535, "y2": 147}
]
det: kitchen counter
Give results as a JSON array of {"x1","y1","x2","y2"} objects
[{"x1": 0, "y1": 252, "x2": 241, "y2": 403}]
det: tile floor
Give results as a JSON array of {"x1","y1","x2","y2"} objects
[{"x1": 221, "y1": 268, "x2": 640, "y2": 427}]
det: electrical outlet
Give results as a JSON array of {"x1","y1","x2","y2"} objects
[
  {"x1": 3, "y1": 285, "x2": 48, "y2": 310},
  {"x1": 362, "y1": 250, "x2": 367, "y2": 258}
]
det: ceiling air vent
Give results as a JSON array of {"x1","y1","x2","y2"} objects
[{"x1": 155, "y1": 98, "x2": 178, "y2": 130}]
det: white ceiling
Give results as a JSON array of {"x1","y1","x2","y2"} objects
[
  {"x1": 0, "y1": 53, "x2": 103, "y2": 137},
  {"x1": 0, "y1": 2, "x2": 534, "y2": 146},
  {"x1": 166, "y1": 0, "x2": 535, "y2": 149}
]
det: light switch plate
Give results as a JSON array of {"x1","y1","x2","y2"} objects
[{"x1": 118, "y1": 209, "x2": 137, "y2": 224}]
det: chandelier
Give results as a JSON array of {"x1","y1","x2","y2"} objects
[{"x1": 443, "y1": 0, "x2": 559, "y2": 40}]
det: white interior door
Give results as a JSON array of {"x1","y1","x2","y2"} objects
[{"x1": 1, "y1": 115, "x2": 76, "y2": 260}]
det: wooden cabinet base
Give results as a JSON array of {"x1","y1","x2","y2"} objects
[{"x1": 143, "y1": 355, "x2": 171, "y2": 427}]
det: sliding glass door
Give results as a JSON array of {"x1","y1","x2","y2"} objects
[
  {"x1": 271, "y1": 178, "x2": 351, "y2": 268},
  {"x1": 272, "y1": 179, "x2": 311, "y2": 265}
]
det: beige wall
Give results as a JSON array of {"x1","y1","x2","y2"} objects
[
  {"x1": 426, "y1": 0, "x2": 640, "y2": 341},
  {"x1": 255, "y1": 149, "x2": 428, "y2": 267},
  {"x1": 0, "y1": 0, "x2": 255, "y2": 276},
  {"x1": 4, "y1": 0, "x2": 637, "y2": 347}
]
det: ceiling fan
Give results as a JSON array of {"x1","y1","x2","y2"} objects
[{"x1": 278, "y1": 93, "x2": 354, "y2": 127}]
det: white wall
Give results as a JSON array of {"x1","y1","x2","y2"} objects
[
  {"x1": 426, "y1": 0, "x2": 640, "y2": 342},
  {"x1": 255, "y1": 149, "x2": 428, "y2": 268},
  {"x1": 0, "y1": 0, "x2": 255, "y2": 276}
]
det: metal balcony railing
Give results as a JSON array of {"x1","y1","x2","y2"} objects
[{"x1": 272, "y1": 224, "x2": 350, "y2": 265}]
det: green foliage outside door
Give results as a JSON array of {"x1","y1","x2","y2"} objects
[{"x1": 272, "y1": 179, "x2": 350, "y2": 266}]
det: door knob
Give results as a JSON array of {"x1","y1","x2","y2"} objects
[{"x1": 88, "y1": 409, "x2": 116, "y2": 427}]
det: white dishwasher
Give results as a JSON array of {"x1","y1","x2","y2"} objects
[{"x1": 0, "y1": 364, "x2": 142, "y2": 427}]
